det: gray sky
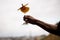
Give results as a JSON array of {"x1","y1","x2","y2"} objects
[{"x1": 0, "y1": 0, "x2": 60, "y2": 37}]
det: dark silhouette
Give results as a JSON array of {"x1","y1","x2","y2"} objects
[{"x1": 23, "y1": 15, "x2": 60, "y2": 36}]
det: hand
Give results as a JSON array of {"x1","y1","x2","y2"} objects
[{"x1": 23, "y1": 15, "x2": 37, "y2": 24}]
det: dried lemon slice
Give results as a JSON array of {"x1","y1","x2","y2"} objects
[{"x1": 18, "y1": 4, "x2": 29, "y2": 14}]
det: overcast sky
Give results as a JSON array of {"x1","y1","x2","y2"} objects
[{"x1": 0, "y1": 0, "x2": 60, "y2": 37}]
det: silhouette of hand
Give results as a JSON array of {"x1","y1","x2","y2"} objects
[{"x1": 23, "y1": 15, "x2": 37, "y2": 24}]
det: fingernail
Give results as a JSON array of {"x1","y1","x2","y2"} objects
[{"x1": 25, "y1": 19, "x2": 28, "y2": 21}]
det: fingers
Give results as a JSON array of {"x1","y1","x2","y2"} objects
[
  {"x1": 23, "y1": 15, "x2": 29, "y2": 23},
  {"x1": 23, "y1": 15, "x2": 36, "y2": 24},
  {"x1": 23, "y1": 15, "x2": 31, "y2": 21},
  {"x1": 23, "y1": 15, "x2": 34, "y2": 24}
]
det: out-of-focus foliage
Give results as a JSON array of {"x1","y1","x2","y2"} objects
[{"x1": 43, "y1": 34, "x2": 60, "y2": 40}]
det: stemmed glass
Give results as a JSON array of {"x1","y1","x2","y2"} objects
[{"x1": 18, "y1": 3, "x2": 30, "y2": 25}]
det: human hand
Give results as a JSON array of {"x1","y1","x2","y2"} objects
[{"x1": 23, "y1": 15, "x2": 37, "y2": 24}]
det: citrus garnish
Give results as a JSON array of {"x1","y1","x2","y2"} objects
[{"x1": 18, "y1": 4, "x2": 29, "y2": 14}]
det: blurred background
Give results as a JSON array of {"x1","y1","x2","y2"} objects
[{"x1": 0, "y1": 0, "x2": 60, "y2": 40}]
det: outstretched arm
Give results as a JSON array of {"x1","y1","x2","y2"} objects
[
  {"x1": 23, "y1": 15, "x2": 60, "y2": 36},
  {"x1": 23, "y1": 15, "x2": 57, "y2": 30}
]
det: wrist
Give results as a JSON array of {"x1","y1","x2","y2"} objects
[{"x1": 34, "y1": 19, "x2": 40, "y2": 25}]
